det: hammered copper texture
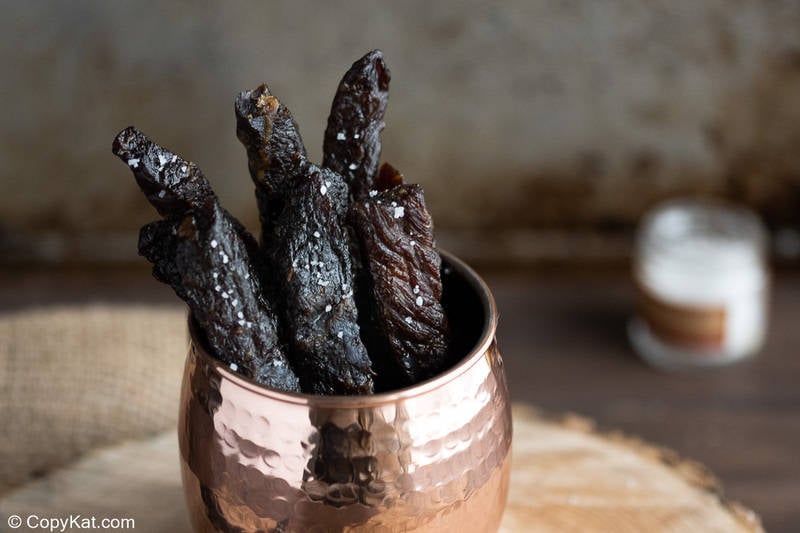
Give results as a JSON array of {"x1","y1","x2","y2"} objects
[{"x1": 179, "y1": 253, "x2": 512, "y2": 532}]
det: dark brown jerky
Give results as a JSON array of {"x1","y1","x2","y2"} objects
[
  {"x1": 351, "y1": 183, "x2": 450, "y2": 388},
  {"x1": 113, "y1": 126, "x2": 216, "y2": 216},
  {"x1": 114, "y1": 126, "x2": 299, "y2": 391},
  {"x1": 271, "y1": 164, "x2": 374, "y2": 395},
  {"x1": 235, "y1": 87, "x2": 373, "y2": 394},
  {"x1": 374, "y1": 162, "x2": 404, "y2": 191},
  {"x1": 138, "y1": 203, "x2": 300, "y2": 392},
  {"x1": 113, "y1": 126, "x2": 269, "y2": 281},
  {"x1": 323, "y1": 50, "x2": 391, "y2": 198},
  {"x1": 235, "y1": 85, "x2": 307, "y2": 246}
]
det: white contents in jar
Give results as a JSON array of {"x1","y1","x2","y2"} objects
[{"x1": 629, "y1": 199, "x2": 769, "y2": 370}]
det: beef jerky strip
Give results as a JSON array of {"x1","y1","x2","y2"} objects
[
  {"x1": 112, "y1": 127, "x2": 264, "y2": 270},
  {"x1": 113, "y1": 127, "x2": 299, "y2": 391},
  {"x1": 374, "y1": 162, "x2": 404, "y2": 191},
  {"x1": 351, "y1": 179, "x2": 450, "y2": 388},
  {"x1": 271, "y1": 165, "x2": 374, "y2": 395},
  {"x1": 322, "y1": 51, "x2": 392, "y2": 348},
  {"x1": 113, "y1": 126, "x2": 216, "y2": 217},
  {"x1": 235, "y1": 85, "x2": 306, "y2": 247},
  {"x1": 323, "y1": 50, "x2": 391, "y2": 198},
  {"x1": 235, "y1": 89, "x2": 373, "y2": 394},
  {"x1": 138, "y1": 204, "x2": 300, "y2": 391}
]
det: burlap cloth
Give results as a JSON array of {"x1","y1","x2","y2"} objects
[{"x1": 0, "y1": 304, "x2": 186, "y2": 493}]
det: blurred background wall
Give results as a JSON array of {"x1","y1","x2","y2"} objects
[{"x1": 2, "y1": 0, "x2": 800, "y2": 266}]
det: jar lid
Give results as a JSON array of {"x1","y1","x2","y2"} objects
[{"x1": 636, "y1": 198, "x2": 769, "y2": 303}]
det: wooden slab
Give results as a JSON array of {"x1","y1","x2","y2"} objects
[
  {"x1": 0, "y1": 406, "x2": 762, "y2": 532},
  {"x1": 505, "y1": 406, "x2": 762, "y2": 532}
]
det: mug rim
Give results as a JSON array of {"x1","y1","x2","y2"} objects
[{"x1": 188, "y1": 249, "x2": 497, "y2": 407}]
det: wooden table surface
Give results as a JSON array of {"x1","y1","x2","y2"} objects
[
  {"x1": 1, "y1": 267, "x2": 798, "y2": 532},
  {"x1": 490, "y1": 270, "x2": 800, "y2": 533}
]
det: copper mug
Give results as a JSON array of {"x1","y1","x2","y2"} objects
[{"x1": 179, "y1": 251, "x2": 512, "y2": 532}]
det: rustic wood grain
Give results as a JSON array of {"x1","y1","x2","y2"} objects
[{"x1": 504, "y1": 406, "x2": 762, "y2": 532}]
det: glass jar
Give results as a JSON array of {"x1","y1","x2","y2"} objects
[{"x1": 629, "y1": 198, "x2": 770, "y2": 370}]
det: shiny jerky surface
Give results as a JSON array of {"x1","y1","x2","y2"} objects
[
  {"x1": 353, "y1": 184, "x2": 450, "y2": 389},
  {"x1": 235, "y1": 84, "x2": 307, "y2": 249},
  {"x1": 272, "y1": 168, "x2": 374, "y2": 395},
  {"x1": 139, "y1": 205, "x2": 299, "y2": 392},
  {"x1": 113, "y1": 126, "x2": 216, "y2": 217},
  {"x1": 235, "y1": 81, "x2": 375, "y2": 395},
  {"x1": 323, "y1": 50, "x2": 391, "y2": 197},
  {"x1": 179, "y1": 252, "x2": 512, "y2": 532},
  {"x1": 114, "y1": 127, "x2": 300, "y2": 392}
]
